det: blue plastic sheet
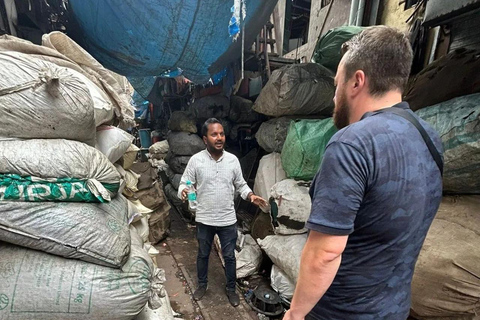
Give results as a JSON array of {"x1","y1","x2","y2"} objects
[{"x1": 68, "y1": 0, "x2": 278, "y2": 83}]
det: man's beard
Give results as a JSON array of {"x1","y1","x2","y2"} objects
[
  {"x1": 333, "y1": 90, "x2": 350, "y2": 129},
  {"x1": 206, "y1": 142, "x2": 223, "y2": 154}
]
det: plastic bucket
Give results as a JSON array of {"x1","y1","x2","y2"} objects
[{"x1": 139, "y1": 129, "x2": 152, "y2": 148}]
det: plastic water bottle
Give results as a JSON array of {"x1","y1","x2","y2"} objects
[{"x1": 186, "y1": 180, "x2": 197, "y2": 212}]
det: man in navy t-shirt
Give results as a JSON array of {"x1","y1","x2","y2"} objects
[{"x1": 284, "y1": 26, "x2": 443, "y2": 320}]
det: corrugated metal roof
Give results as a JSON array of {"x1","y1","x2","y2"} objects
[{"x1": 424, "y1": 0, "x2": 480, "y2": 26}]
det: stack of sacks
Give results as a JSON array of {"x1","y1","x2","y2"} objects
[
  {"x1": 253, "y1": 63, "x2": 335, "y2": 156},
  {"x1": 254, "y1": 178, "x2": 312, "y2": 301},
  {"x1": 0, "y1": 46, "x2": 165, "y2": 318},
  {"x1": 409, "y1": 93, "x2": 480, "y2": 319},
  {"x1": 228, "y1": 95, "x2": 263, "y2": 142},
  {"x1": 252, "y1": 65, "x2": 336, "y2": 222},
  {"x1": 128, "y1": 163, "x2": 171, "y2": 245},
  {"x1": 162, "y1": 112, "x2": 204, "y2": 218}
]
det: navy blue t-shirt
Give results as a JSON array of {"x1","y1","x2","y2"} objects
[{"x1": 306, "y1": 102, "x2": 443, "y2": 320}]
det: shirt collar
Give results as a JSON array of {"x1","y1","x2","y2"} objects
[
  {"x1": 360, "y1": 101, "x2": 410, "y2": 121},
  {"x1": 205, "y1": 148, "x2": 225, "y2": 162}
]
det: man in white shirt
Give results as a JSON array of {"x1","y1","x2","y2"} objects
[{"x1": 178, "y1": 118, "x2": 267, "y2": 307}]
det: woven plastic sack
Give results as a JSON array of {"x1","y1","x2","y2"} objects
[
  {"x1": 311, "y1": 26, "x2": 364, "y2": 71},
  {"x1": 254, "y1": 153, "x2": 287, "y2": 201},
  {"x1": 281, "y1": 118, "x2": 337, "y2": 181},
  {"x1": 271, "y1": 264, "x2": 295, "y2": 301},
  {"x1": 255, "y1": 117, "x2": 292, "y2": 153},
  {"x1": 416, "y1": 93, "x2": 480, "y2": 193},
  {"x1": 257, "y1": 233, "x2": 307, "y2": 283},
  {"x1": 0, "y1": 51, "x2": 95, "y2": 144},
  {"x1": 411, "y1": 196, "x2": 480, "y2": 318},
  {"x1": 252, "y1": 63, "x2": 335, "y2": 117},
  {"x1": 270, "y1": 179, "x2": 312, "y2": 235},
  {"x1": 0, "y1": 195, "x2": 130, "y2": 267},
  {"x1": 96, "y1": 126, "x2": 134, "y2": 163},
  {"x1": 0, "y1": 139, "x2": 121, "y2": 202},
  {"x1": 0, "y1": 227, "x2": 165, "y2": 320}
]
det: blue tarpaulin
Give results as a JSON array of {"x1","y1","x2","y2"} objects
[{"x1": 68, "y1": 0, "x2": 278, "y2": 83}]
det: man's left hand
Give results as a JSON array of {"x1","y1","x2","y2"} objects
[
  {"x1": 249, "y1": 194, "x2": 268, "y2": 208},
  {"x1": 282, "y1": 310, "x2": 304, "y2": 320}
]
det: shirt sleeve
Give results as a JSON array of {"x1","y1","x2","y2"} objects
[
  {"x1": 177, "y1": 157, "x2": 196, "y2": 199},
  {"x1": 306, "y1": 141, "x2": 368, "y2": 235},
  {"x1": 233, "y1": 158, "x2": 252, "y2": 200}
]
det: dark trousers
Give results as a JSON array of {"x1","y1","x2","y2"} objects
[{"x1": 196, "y1": 222, "x2": 237, "y2": 291}]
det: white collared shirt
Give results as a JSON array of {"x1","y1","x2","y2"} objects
[{"x1": 178, "y1": 149, "x2": 252, "y2": 226}]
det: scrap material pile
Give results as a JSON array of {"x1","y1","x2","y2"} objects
[{"x1": 0, "y1": 33, "x2": 174, "y2": 320}]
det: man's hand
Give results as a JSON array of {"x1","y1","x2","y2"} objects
[
  {"x1": 181, "y1": 188, "x2": 188, "y2": 201},
  {"x1": 282, "y1": 310, "x2": 304, "y2": 320},
  {"x1": 249, "y1": 194, "x2": 268, "y2": 208}
]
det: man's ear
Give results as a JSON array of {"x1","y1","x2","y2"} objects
[
  {"x1": 352, "y1": 70, "x2": 366, "y2": 95},
  {"x1": 203, "y1": 136, "x2": 207, "y2": 145}
]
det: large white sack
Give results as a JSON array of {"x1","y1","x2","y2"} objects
[
  {"x1": 411, "y1": 196, "x2": 480, "y2": 319},
  {"x1": 213, "y1": 232, "x2": 263, "y2": 279},
  {"x1": 270, "y1": 179, "x2": 311, "y2": 235},
  {"x1": 257, "y1": 233, "x2": 307, "y2": 283},
  {"x1": 236, "y1": 233, "x2": 263, "y2": 279},
  {"x1": 68, "y1": 68, "x2": 115, "y2": 126},
  {"x1": 0, "y1": 33, "x2": 134, "y2": 129},
  {"x1": 254, "y1": 153, "x2": 287, "y2": 201},
  {"x1": 134, "y1": 297, "x2": 176, "y2": 320},
  {"x1": 0, "y1": 138, "x2": 121, "y2": 202},
  {"x1": 0, "y1": 195, "x2": 130, "y2": 268},
  {"x1": 96, "y1": 126, "x2": 134, "y2": 163},
  {"x1": 42, "y1": 32, "x2": 136, "y2": 129},
  {"x1": 271, "y1": 264, "x2": 295, "y2": 301},
  {"x1": 0, "y1": 227, "x2": 165, "y2": 320},
  {"x1": 0, "y1": 51, "x2": 96, "y2": 144}
]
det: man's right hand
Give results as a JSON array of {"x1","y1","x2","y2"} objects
[{"x1": 181, "y1": 188, "x2": 188, "y2": 201}]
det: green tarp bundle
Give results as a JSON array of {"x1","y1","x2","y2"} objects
[
  {"x1": 311, "y1": 26, "x2": 364, "y2": 72},
  {"x1": 416, "y1": 93, "x2": 480, "y2": 194},
  {"x1": 281, "y1": 118, "x2": 337, "y2": 181}
]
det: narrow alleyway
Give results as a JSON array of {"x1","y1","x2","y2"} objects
[{"x1": 156, "y1": 208, "x2": 258, "y2": 320}]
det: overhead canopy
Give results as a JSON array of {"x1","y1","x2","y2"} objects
[
  {"x1": 423, "y1": 0, "x2": 480, "y2": 26},
  {"x1": 68, "y1": 0, "x2": 278, "y2": 83}
]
